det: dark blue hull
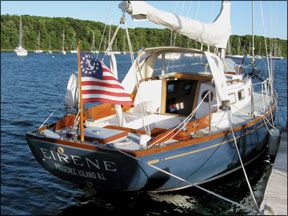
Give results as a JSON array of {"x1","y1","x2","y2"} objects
[{"x1": 26, "y1": 114, "x2": 272, "y2": 192}]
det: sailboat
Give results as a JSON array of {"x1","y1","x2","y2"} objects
[
  {"x1": 70, "y1": 32, "x2": 77, "y2": 54},
  {"x1": 26, "y1": 1, "x2": 276, "y2": 193},
  {"x1": 47, "y1": 40, "x2": 53, "y2": 54},
  {"x1": 15, "y1": 16, "x2": 28, "y2": 56},
  {"x1": 61, "y1": 29, "x2": 66, "y2": 55},
  {"x1": 34, "y1": 31, "x2": 43, "y2": 53}
]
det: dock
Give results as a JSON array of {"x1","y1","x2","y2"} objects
[{"x1": 260, "y1": 131, "x2": 287, "y2": 215}]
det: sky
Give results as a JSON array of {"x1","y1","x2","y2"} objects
[{"x1": 1, "y1": 1, "x2": 287, "y2": 40}]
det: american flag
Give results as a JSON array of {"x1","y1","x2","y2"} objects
[{"x1": 80, "y1": 54, "x2": 133, "y2": 106}]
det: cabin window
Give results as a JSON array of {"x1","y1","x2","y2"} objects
[
  {"x1": 238, "y1": 90, "x2": 245, "y2": 101},
  {"x1": 166, "y1": 80, "x2": 197, "y2": 115},
  {"x1": 152, "y1": 53, "x2": 211, "y2": 76},
  {"x1": 167, "y1": 84, "x2": 174, "y2": 93},
  {"x1": 183, "y1": 83, "x2": 192, "y2": 95}
]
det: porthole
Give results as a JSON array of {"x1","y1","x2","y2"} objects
[{"x1": 238, "y1": 90, "x2": 245, "y2": 100}]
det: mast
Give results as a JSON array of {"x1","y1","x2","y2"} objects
[
  {"x1": 37, "y1": 31, "x2": 41, "y2": 49},
  {"x1": 77, "y1": 41, "x2": 84, "y2": 142},
  {"x1": 237, "y1": 38, "x2": 241, "y2": 55},
  {"x1": 71, "y1": 32, "x2": 76, "y2": 50},
  {"x1": 92, "y1": 31, "x2": 95, "y2": 51},
  {"x1": 19, "y1": 16, "x2": 23, "y2": 47},
  {"x1": 62, "y1": 29, "x2": 65, "y2": 51},
  {"x1": 252, "y1": 1, "x2": 255, "y2": 64},
  {"x1": 123, "y1": 35, "x2": 126, "y2": 52}
]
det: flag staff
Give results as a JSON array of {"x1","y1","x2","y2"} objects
[{"x1": 77, "y1": 41, "x2": 84, "y2": 142}]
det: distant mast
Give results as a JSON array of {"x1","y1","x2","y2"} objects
[
  {"x1": 37, "y1": 31, "x2": 41, "y2": 50},
  {"x1": 252, "y1": 1, "x2": 255, "y2": 64},
  {"x1": 19, "y1": 16, "x2": 23, "y2": 47},
  {"x1": 62, "y1": 29, "x2": 65, "y2": 52},
  {"x1": 91, "y1": 31, "x2": 95, "y2": 52}
]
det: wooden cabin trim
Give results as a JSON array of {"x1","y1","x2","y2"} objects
[
  {"x1": 174, "y1": 72, "x2": 212, "y2": 81},
  {"x1": 128, "y1": 106, "x2": 275, "y2": 156},
  {"x1": 161, "y1": 79, "x2": 167, "y2": 114},
  {"x1": 84, "y1": 103, "x2": 116, "y2": 121},
  {"x1": 53, "y1": 114, "x2": 77, "y2": 131}
]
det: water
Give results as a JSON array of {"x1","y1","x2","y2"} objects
[{"x1": 1, "y1": 52, "x2": 287, "y2": 215}]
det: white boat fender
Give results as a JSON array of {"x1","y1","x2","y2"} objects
[
  {"x1": 139, "y1": 134, "x2": 151, "y2": 147},
  {"x1": 268, "y1": 128, "x2": 281, "y2": 157}
]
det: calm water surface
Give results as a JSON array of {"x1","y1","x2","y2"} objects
[{"x1": 1, "y1": 52, "x2": 287, "y2": 215}]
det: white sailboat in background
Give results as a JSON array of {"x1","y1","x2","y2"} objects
[
  {"x1": 47, "y1": 40, "x2": 52, "y2": 54},
  {"x1": 70, "y1": 32, "x2": 77, "y2": 53},
  {"x1": 34, "y1": 31, "x2": 43, "y2": 53},
  {"x1": 61, "y1": 29, "x2": 66, "y2": 55},
  {"x1": 15, "y1": 16, "x2": 28, "y2": 56}
]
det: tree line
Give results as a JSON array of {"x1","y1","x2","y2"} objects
[{"x1": 1, "y1": 14, "x2": 287, "y2": 57}]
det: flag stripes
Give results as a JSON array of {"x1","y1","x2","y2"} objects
[{"x1": 80, "y1": 54, "x2": 133, "y2": 106}]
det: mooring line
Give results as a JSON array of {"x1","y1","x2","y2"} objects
[
  {"x1": 112, "y1": 147, "x2": 259, "y2": 214},
  {"x1": 228, "y1": 110, "x2": 260, "y2": 213}
]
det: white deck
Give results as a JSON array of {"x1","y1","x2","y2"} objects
[{"x1": 42, "y1": 91, "x2": 273, "y2": 151}]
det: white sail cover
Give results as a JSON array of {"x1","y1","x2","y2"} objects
[
  {"x1": 109, "y1": 52, "x2": 126, "y2": 127},
  {"x1": 204, "y1": 52, "x2": 229, "y2": 103},
  {"x1": 64, "y1": 73, "x2": 79, "y2": 112},
  {"x1": 119, "y1": 1, "x2": 231, "y2": 49}
]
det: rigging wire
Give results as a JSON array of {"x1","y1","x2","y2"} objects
[
  {"x1": 121, "y1": 14, "x2": 151, "y2": 135},
  {"x1": 149, "y1": 91, "x2": 210, "y2": 146},
  {"x1": 39, "y1": 100, "x2": 64, "y2": 129},
  {"x1": 112, "y1": 146, "x2": 259, "y2": 214},
  {"x1": 96, "y1": 1, "x2": 113, "y2": 58},
  {"x1": 227, "y1": 110, "x2": 260, "y2": 213}
]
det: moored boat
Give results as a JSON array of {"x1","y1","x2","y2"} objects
[
  {"x1": 34, "y1": 31, "x2": 43, "y2": 53},
  {"x1": 26, "y1": 1, "x2": 277, "y2": 193},
  {"x1": 15, "y1": 16, "x2": 28, "y2": 57}
]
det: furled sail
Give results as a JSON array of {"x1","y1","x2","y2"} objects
[
  {"x1": 109, "y1": 52, "x2": 126, "y2": 127},
  {"x1": 64, "y1": 72, "x2": 79, "y2": 113},
  {"x1": 119, "y1": 1, "x2": 231, "y2": 49}
]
